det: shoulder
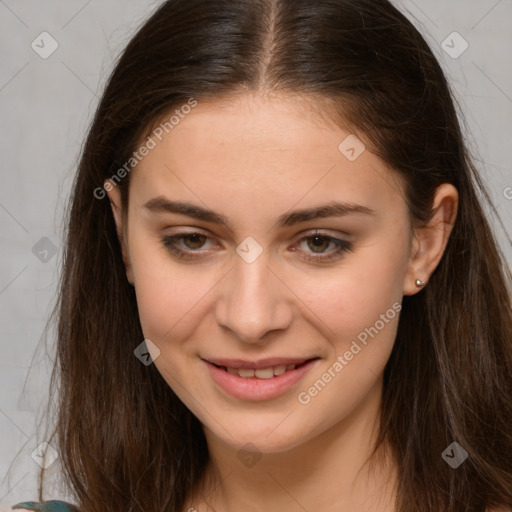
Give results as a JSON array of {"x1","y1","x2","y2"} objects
[{"x1": 11, "y1": 501, "x2": 79, "y2": 512}]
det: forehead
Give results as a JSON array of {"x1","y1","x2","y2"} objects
[{"x1": 128, "y1": 92, "x2": 407, "y2": 226}]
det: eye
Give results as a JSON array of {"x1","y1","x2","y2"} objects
[
  {"x1": 160, "y1": 230, "x2": 354, "y2": 263},
  {"x1": 294, "y1": 231, "x2": 354, "y2": 263},
  {"x1": 161, "y1": 232, "x2": 213, "y2": 259}
]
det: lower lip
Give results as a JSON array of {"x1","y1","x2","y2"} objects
[{"x1": 204, "y1": 359, "x2": 320, "y2": 401}]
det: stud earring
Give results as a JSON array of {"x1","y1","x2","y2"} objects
[{"x1": 415, "y1": 279, "x2": 425, "y2": 287}]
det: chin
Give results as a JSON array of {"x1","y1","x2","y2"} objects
[{"x1": 205, "y1": 418, "x2": 317, "y2": 455}]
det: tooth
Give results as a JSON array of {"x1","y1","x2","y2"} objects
[
  {"x1": 226, "y1": 364, "x2": 299, "y2": 378},
  {"x1": 254, "y1": 367, "x2": 275, "y2": 379},
  {"x1": 273, "y1": 365, "x2": 287, "y2": 376}
]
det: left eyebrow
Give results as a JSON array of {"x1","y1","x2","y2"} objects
[{"x1": 142, "y1": 196, "x2": 376, "y2": 229}]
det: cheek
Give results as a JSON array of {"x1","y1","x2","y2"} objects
[
  {"x1": 128, "y1": 236, "x2": 186, "y2": 339},
  {"x1": 292, "y1": 261, "x2": 403, "y2": 432},
  {"x1": 129, "y1": 237, "x2": 220, "y2": 346},
  {"x1": 300, "y1": 237, "x2": 407, "y2": 343}
]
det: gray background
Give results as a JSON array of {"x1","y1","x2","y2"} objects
[{"x1": 0, "y1": 0, "x2": 511, "y2": 507}]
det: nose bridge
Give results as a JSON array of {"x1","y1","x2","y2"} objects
[{"x1": 216, "y1": 245, "x2": 292, "y2": 343}]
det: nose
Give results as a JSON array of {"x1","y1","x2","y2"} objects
[{"x1": 215, "y1": 249, "x2": 293, "y2": 344}]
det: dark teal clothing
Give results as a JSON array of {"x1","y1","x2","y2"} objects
[{"x1": 12, "y1": 501, "x2": 78, "y2": 512}]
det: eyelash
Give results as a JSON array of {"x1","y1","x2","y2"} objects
[{"x1": 160, "y1": 230, "x2": 354, "y2": 263}]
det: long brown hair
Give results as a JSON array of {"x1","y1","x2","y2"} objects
[{"x1": 38, "y1": 0, "x2": 512, "y2": 510}]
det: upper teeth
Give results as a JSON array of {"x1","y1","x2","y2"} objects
[{"x1": 226, "y1": 364, "x2": 297, "y2": 379}]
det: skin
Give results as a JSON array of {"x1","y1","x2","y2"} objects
[{"x1": 106, "y1": 91, "x2": 458, "y2": 512}]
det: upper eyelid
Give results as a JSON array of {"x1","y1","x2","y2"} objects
[
  {"x1": 164, "y1": 229, "x2": 349, "y2": 250},
  {"x1": 164, "y1": 228, "x2": 349, "y2": 242},
  {"x1": 161, "y1": 231, "x2": 353, "y2": 265}
]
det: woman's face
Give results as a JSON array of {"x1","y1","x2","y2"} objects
[{"x1": 107, "y1": 92, "x2": 421, "y2": 454}]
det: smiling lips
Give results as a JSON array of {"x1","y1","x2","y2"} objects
[
  {"x1": 203, "y1": 356, "x2": 320, "y2": 401},
  {"x1": 203, "y1": 357, "x2": 316, "y2": 379}
]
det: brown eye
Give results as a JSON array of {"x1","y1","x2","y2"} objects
[
  {"x1": 161, "y1": 231, "x2": 354, "y2": 264},
  {"x1": 181, "y1": 233, "x2": 207, "y2": 250},
  {"x1": 296, "y1": 232, "x2": 354, "y2": 263},
  {"x1": 305, "y1": 235, "x2": 331, "y2": 253},
  {"x1": 161, "y1": 232, "x2": 214, "y2": 260}
]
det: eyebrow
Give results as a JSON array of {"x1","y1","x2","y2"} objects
[{"x1": 142, "y1": 196, "x2": 376, "y2": 229}]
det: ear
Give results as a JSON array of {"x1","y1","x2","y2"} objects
[
  {"x1": 105, "y1": 181, "x2": 135, "y2": 286},
  {"x1": 403, "y1": 183, "x2": 458, "y2": 296}
]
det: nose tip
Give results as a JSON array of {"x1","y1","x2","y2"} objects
[
  {"x1": 215, "y1": 257, "x2": 293, "y2": 344},
  {"x1": 217, "y1": 292, "x2": 291, "y2": 343}
]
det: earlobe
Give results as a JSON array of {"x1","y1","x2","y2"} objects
[
  {"x1": 402, "y1": 183, "x2": 458, "y2": 296},
  {"x1": 105, "y1": 181, "x2": 135, "y2": 286}
]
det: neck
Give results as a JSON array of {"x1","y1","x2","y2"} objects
[{"x1": 186, "y1": 377, "x2": 398, "y2": 512}]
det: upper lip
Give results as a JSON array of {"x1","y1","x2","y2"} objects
[{"x1": 202, "y1": 356, "x2": 319, "y2": 370}]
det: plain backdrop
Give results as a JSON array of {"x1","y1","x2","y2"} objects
[{"x1": 1, "y1": 0, "x2": 511, "y2": 506}]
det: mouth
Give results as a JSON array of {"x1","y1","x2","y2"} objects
[
  {"x1": 202, "y1": 356, "x2": 321, "y2": 401},
  {"x1": 208, "y1": 359, "x2": 317, "y2": 379}
]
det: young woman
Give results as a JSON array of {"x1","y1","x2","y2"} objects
[{"x1": 12, "y1": 0, "x2": 512, "y2": 511}]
